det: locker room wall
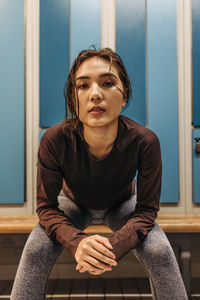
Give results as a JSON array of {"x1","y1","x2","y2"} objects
[
  {"x1": 39, "y1": 0, "x2": 179, "y2": 204},
  {"x1": 0, "y1": 0, "x2": 199, "y2": 210}
]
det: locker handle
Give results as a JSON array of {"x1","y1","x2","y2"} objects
[{"x1": 194, "y1": 138, "x2": 200, "y2": 153}]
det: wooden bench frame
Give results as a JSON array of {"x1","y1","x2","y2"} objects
[{"x1": 1, "y1": 214, "x2": 200, "y2": 299}]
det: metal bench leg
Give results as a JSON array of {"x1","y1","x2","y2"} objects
[{"x1": 180, "y1": 247, "x2": 191, "y2": 299}]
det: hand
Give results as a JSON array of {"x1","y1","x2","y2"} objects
[{"x1": 75, "y1": 235, "x2": 117, "y2": 275}]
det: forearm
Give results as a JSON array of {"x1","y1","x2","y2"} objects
[
  {"x1": 37, "y1": 206, "x2": 88, "y2": 256},
  {"x1": 109, "y1": 205, "x2": 157, "y2": 261}
]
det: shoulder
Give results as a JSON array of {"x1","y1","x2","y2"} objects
[
  {"x1": 41, "y1": 120, "x2": 78, "y2": 157},
  {"x1": 40, "y1": 120, "x2": 81, "y2": 158},
  {"x1": 41, "y1": 121, "x2": 66, "y2": 145},
  {"x1": 41, "y1": 120, "x2": 78, "y2": 145},
  {"x1": 119, "y1": 115, "x2": 159, "y2": 147}
]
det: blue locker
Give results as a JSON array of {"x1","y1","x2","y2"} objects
[
  {"x1": 39, "y1": 1, "x2": 179, "y2": 204},
  {"x1": 40, "y1": 0, "x2": 100, "y2": 128},
  {"x1": 70, "y1": 0, "x2": 100, "y2": 65},
  {"x1": 116, "y1": 0, "x2": 146, "y2": 126},
  {"x1": 0, "y1": 0, "x2": 25, "y2": 204},
  {"x1": 192, "y1": 0, "x2": 200, "y2": 126},
  {"x1": 147, "y1": 0, "x2": 179, "y2": 203},
  {"x1": 116, "y1": 0, "x2": 179, "y2": 203},
  {"x1": 193, "y1": 129, "x2": 200, "y2": 203},
  {"x1": 40, "y1": 0, "x2": 70, "y2": 128}
]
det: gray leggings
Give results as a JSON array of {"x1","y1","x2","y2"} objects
[{"x1": 11, "y1": 194, "x2": 188, "y2": 300}]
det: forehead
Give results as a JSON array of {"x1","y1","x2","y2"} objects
[{"x1": 75, "y1": 57, "x2": 120, "y2": 78}]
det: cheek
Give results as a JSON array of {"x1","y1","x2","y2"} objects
[
  {"x1": 108, "y1": 102, "x2": 124, "y2": 118},
  {"x1": 76, "y1": 101, "x2": 87, "y2": 120},
  {"x1": 110, "y1": 91, "x2": 124, "y2": 107},
  {"x1": 75, "y1": 91, "x2": 85, "y2": 109}
]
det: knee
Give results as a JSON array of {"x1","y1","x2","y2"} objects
[
  {"x1": 24, "y1": 240, "x2": 48, "y2": 265},
  {"x1": 22, "y1": 226, "x2": 57, "y2": 265},
  {"x1": 146, "y1": 237, "x2": 174, "y2": 263},
  {"x1": 138, "y1": 226, "x2": 175, "y2": 264}
]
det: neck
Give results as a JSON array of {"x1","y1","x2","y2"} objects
[{"x1": 83, "y1": 120, "x2": 118, "y2": 159}]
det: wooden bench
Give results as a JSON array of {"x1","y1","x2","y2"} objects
[
  {"x1": 1, "y1": 214, "x2": 200, "y2": 299},
  {"x1": 1, "y1": 214, "x2": 200, "y2": 233}
]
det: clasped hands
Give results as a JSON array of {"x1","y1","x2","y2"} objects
[{"x1": 75, "y1": 235, "x2": 117, "y2": 275}]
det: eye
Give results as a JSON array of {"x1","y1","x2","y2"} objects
[
  {"x1": 103, "y1": 80, "x2": 115, "y2": 87},
  {"x1": 77, "y1": 83, "x2": 89, "y2": 89}
]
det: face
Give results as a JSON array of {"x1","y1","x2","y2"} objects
[{"x1": 75, "y1": 57, "x2": 126, "y2": 130}]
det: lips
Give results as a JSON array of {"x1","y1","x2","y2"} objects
[{"x1": 89, "y1": 106, "x2": 106, "y2": 112}]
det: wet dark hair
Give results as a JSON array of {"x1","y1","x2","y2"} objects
[{"x1": 63, "y1": 47, "x2": 132, "y2": 138}]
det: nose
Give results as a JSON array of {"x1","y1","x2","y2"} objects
[{"x1": 90, "y1": 83, "x2": 103, "y2": 102}]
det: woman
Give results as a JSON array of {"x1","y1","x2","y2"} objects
[{"x1": 11, "y1": 48, "x2": 188, "y2": 299}]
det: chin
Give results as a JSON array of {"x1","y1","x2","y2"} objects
[{"x1": 85, "y1": 118, "x2": 118, "y2": 129}]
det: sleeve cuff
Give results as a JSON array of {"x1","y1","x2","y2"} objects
[
  {"x1": 109, "y1": 225, "x2": 139, "y2": 261},
  {"x1": 56, "y1": 225, "x2": 89, "y2": 257}
]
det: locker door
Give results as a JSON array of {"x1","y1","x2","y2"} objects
[
  {"x1": 116, "y1": 0, "x2": 179, "y2": 203},
  {"x1": 193, "y1": 129, "x2": 200, "y2": 204},
  {"x1": 40, "y1": 0, "x2": 100, "y2": 128},
  {"x1": 40, "y1": 0, "x2": 70, "y2": 128},
  {"x1": 70, "y1": 0, "x2": 100, "y2": 65},
  {"x1": 0, "y1": 0, "x2": 25, "y2": 204},
  {"x1": 116, "y1": 0, "x2": 146, "y2": 126},
  {"x1": 147, "y1": 0, "x2": 179, "y2": 203},
  {"x1": 192, "y1": 0, "x2": 200, "y2": 127}
]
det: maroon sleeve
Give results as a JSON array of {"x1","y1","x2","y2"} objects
[
  {"x1": 36, "y1": 131, "x2": 88, "y2": 257},
  {"x1": 109, "y1": 133, "x2": 162, "y2": 261}
]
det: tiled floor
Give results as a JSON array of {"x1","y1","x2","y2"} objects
[
  {"x1": 46, "y1": 278, "x2": 152, "y2": 299},
  {"x1": 1, "y1": 278, "x2": 200, "y2": 299},
  {"x1": 0, "y1": 278, "x2": 152, "y2": 299}
]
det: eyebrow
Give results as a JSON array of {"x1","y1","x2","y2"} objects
[{"x1": 75, "y1": 72, "x2": 118, "y2": 82}]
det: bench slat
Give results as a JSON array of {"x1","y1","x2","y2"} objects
[{"x1": 0, "y1": 214, "x2": 200, "y2": 234}]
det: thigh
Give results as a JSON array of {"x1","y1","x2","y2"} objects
[
  {"x1": 11, "y1": 224, "x2": 64, "y2": 300},
  {"x1": 22, "y1": 223, "x2": 64, "y2": 264},
  {"x1": 133, "y1": 222, "x2": 173, "y2": 260},
  {"x1": 58, "y1": 192, "x2": 92, "y2": 230},
  {"x1": 133, "y1": 223, "x2": 188, "y2": 300},
  {"x1": 104, "y1": 194, "x2": 137, "y2": 231}
]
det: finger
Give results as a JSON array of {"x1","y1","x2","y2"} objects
[
  {"x1": 77, "y1": 264, "x2": 90, "y2": 274},
  {"x1": 79, "y1": 268, "x2": 86, "y2": 273},
  {"x1": 78, "y1": 256, "x2": 112, "y2": 272},
  {"x1": 77, "y1": 264, "x2": 87, "y2": 273},
  {"x1": 89, "y1": 269, "x2": 106, "y2": 275},
  {"x1": 76, "y1": 264, "x2": 82, "y2": 271},
  {"x1": 94, "y1": 235, "x2": 113, "y2": 250},
  {"x1": 76, "y1": 264, "x2": 84, "y2": 273},
  {"x1": 89, "y1": 247, "x2": 117, "y2": 267},
  {"x1": 84, "y1": 255, "x2": 112, "y2": 271},
  {"x1": 79, "y1": 260, "x2": 105, "y2": 274},
  {"x1": 91, "y1": 241, "x2": 117, "y2": 262},
  {"x1": 92, "y1": 239, "x2": 116, "y2": 259}
]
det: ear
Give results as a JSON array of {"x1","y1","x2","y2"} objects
[{"x1": 122, "y1": 98, "x2": 127, "y2": 108}]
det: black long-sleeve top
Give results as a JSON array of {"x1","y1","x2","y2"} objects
[{"x1": 36, "y1": 115, "x2": 162, "y2": 261}]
